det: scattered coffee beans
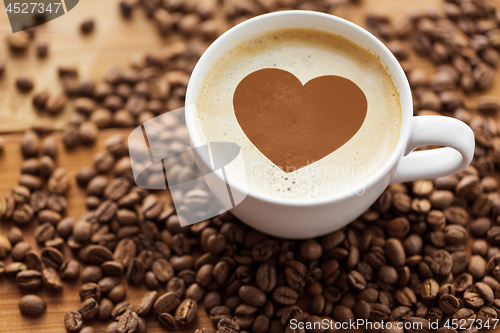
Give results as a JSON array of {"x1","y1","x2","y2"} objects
[{"x1": 18, "y1": 294, "x2": 46, "y2": 316}]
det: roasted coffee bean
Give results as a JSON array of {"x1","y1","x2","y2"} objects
[
  {"x1": 369, "y1": 303, "x2": 391, "y2": 321},
  {"x1": 395, "y1": 287, "x2": 417, "y2": 307},
  {"x1": 135, "y1": 290, "x2": 158, "y2": 316},
  {"x1": 256, "y1": 264, "x2": 277, "y2": 293},
  {"x1": 13, "y1": 203, "x2": 34, "y2": 225},
  {"x1": 94, "y1": 151, "x2": 115, "y2": 173},
  {"x1": 12, "y1": 185, "x2": 30, "y2": 204},
  {"x1": 25, "y1": 250, "x2": 42, "y2": 271},
  {"x1": 47, "y1": 168, "x2": 70, "y2": 195},
  {"x1": 56, "y1": 217, "x2": 75, "y2": 239},
  {"x1": 80, "y1": 265, "x2": 103, "y2": 283},
  {"x1": 8, "y1": 226, "x2": 23, "y2": 245},
  {"x1": 154, "y1": 292, "x2": 180, "y2": 315},
  {"x1": 45, "y1": 92, "x2": 67, "y2": 115},
  {"x1": 333, "y1": 305, "x2": 355, "y2": 323},
  {"x1": 83, "y1": 245, "x2": 114, "y2": 265},
  {"x1": 79, "y1": 121, "x2": 98, "y2": 145},
  {"x1": 196, "y1": 263, "x2": 213, "y2": 286},
  {"x1": 415, "y1": 302, "x2": 428, "y2": 317},
  {"x1": 102, "y1": 261, "x2": 124, "y2": 277},
  {"x1": 438, "y1": 294, "x2": 460, "y2": 314},
  {"x1": 61, "y1": 124, "x2": 79, "y2": 149},
  {"x1": 450, "y1": 251, "x2": 468, "y2": 275},
  {"x1": 41, "y1": 137, "x2": 57, "y2": 159},
  {"x1": 239, "y1": 285, "x2": 266, "y2": 307},
  {"x1": 167, "y1": 277, "x2": 185, "y2": 297},
  {"x1": 42, "y1": 267, "x2": 63, "y2": 291},
  {"x1": 431, "y1": 250, "x2": 453, "y2": 275},
  {"x1": 469, "y1": 255, "x2": 486, "y2": 279},
  {"x1": 34, "y1": 222, "x2": 55, "y2": 244},
  {"x1": 210, "y1": 306, "x2": 232, "y2": 325},
  {"x1": 353, "y1": 300, "x2": 371, "y2": 320},
  {"x1": 45, "y1": 237, "x2": 64, "y2": 249},
  {"x1": 65, "y1": 311, "x2": 83, "y2": 332},
  {"x1": 151, "y1": 258, "x2": 174, "y2": 283},
  {"x1": 99, "y1": 298, "x2": 114, "y2": 320},
  {"x1": 0, "y1": 235, "x2": 12, "y2": 260},
  {"x1": 21, "y1": 130, "x2": 39, "y2": 159},
  {"x1": 218, "y1": 317, "x2": 240, "y2": 333},
  {"x1": 477, "y1": 305, "x2": 497, "y2": 324},
  {"x1": 378, "y1": 266, "x2": 398, "y2": 284},
  {"x1": 137, "y1": 316, "x2": 148, "y2": 332},
  {"x1": 127, "y1": 257, "x2": 145, "y2": 284},
  {"x1": 421, "y1": 278, "x2": 439, "y2": 302},
  {"x1": 206, "y1": 233, "x2": 226, "y2": 254},
  {"x1": 112, "y1": 302, "x2": 133, "y2": 320},
  {"x1": 18, "y1": 294, "x2": 46, "y2": 316},
  {"x1": 300, "y1": 239, "x2": 322, "y2": 261},
  {"x1": 79, "y1": 297, "x2": 99, "y2": 320},
  {"x1": 273, "y1": 286, "x2": 298, "y2": 305},
  {"x1": 95, "y1": 200, "x2": 117, "y2": 223},
  {"x1": 438, "y1": 284, "x2": 456, "y2": 298},
  {"x1": 476, "y1": 282, "x2": 494, "y2": 305},
  {"x1": 145, "y1": 271, "x2": 160, "y2": 290},
  {"x1": 464, "y1": 290, "x2": 484, "y2": 308},
  {"x1": 11, "y1": 241, "x2": 30, "y2": 262},
  {"x1": 73, "y1": 220, "x2": 92, "y2": 245},
  {"x1": 452, "y1": 307, "x2": 476, "y2": 322},
  {"x1": 21, "y1": 158, "x2": 40, "y2": 175},
  {"x1": 117, "y1": 309, "x2": 139, "y2": 333},
  {"x1": 86, "y1": 175, "x2": 108, "y2": 197},
  {"x1": 203, "y1": 291, "x2": 221, "y2": 312},
  {"x1": 389, "y1": 305, "x2": 412, "y2": 322},
  {"x1": 77, "y1": 167, "x2": 97, "y2": 187},
  {"x1": 105, "y1": 177, "x2": 130, "y2": 201},
  {"x1": 175, "y1": 298, "x2": 198, "y2": 324},
  {"x1": 41, "y1": 247, "x2": 64, "y2": 269},
  {"x1": 16, "y1": 270, "x2": 42, "y2": 289},
  {"x1": 114, "y1": 239, "x2": 137, "y2": 269},
  {"x1": 142, "y1": 195, "x2": 164, "y2": 220},
  {"x1": 387, "y1": 217, "x2": 410, "y2": 238},
  {"x1": 158, "y1": 312, "x2": 178, "y2": 330},
  {"x1": 59, "y1": 259, "x2": 80, "y2": 280},
  {"x1": 347, "y1": 270, "x2": 367, "y2": 291},
  {"x1": 40, "y1": 156, "x2": 56, "y2": 179},
  {"x1": 98, "y1": 276, "x2": 120, "y2": 294},
  {"x1": 19, "y1": 174, "x2": 42, "y2": 191},
  {"x1": 80, "y1": 283, "x2": 101, "y2": 302},
  {"x1": 6, "y1": 262, "x2": 27, "y2": 275},
  {"x1": 105, "y1": 322, "x2": 118, "y2": 333},
  {"x1": 38, "y1": 209, "x2": 62, "y2": 225},
  {"x1": 280, "y1": 305, "x2": 303, "y2": 326},
  {"x1": 109, "y1": 284, "x2": 127, "y2": 303}
]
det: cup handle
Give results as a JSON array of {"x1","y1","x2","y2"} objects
[{"x1": 390, "y1": 116, "x2": 475, "y2": 184}]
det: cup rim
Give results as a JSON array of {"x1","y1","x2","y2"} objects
[{"x1": 185, "y1": 10, "x2": 413, "y2": 207}]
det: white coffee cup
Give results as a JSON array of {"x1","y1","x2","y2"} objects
[{"x1": 185, "y1": 10, "x2": 475, "y2": 239}]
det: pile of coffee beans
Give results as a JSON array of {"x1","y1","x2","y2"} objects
[
  {"x1": 365, "y1": 0, "x2": 500, "y2": 117},
  {"x1": 3, "y1": 0, "x2": 500, "y2": 332},
  {"x1": 2, "y1": 0, "x2": 362, "y2": 152}
]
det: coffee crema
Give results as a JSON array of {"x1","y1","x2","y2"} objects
[{"x1": 195, "y1": 28, "x2": 401, "y2": 199}]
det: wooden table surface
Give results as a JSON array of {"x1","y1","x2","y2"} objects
[{"x1": 1, "y1": 0, "x2": 500, "y2": 332}]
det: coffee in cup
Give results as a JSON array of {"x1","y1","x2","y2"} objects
[{"x1": 195, "y1": 28, "x2": 401, "y2": 199}]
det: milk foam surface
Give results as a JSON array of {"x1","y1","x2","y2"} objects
[{"x1": 195, "y1": 28, "x2": 401, "y2": 199}]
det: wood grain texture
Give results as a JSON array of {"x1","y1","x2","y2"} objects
[{"x1": 0, "y1": 0, "x2": 499, "y2": 332}]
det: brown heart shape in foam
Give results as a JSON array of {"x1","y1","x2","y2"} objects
[{"x1": 233, "y1": 68, "x2": 368, "y2": 172}]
